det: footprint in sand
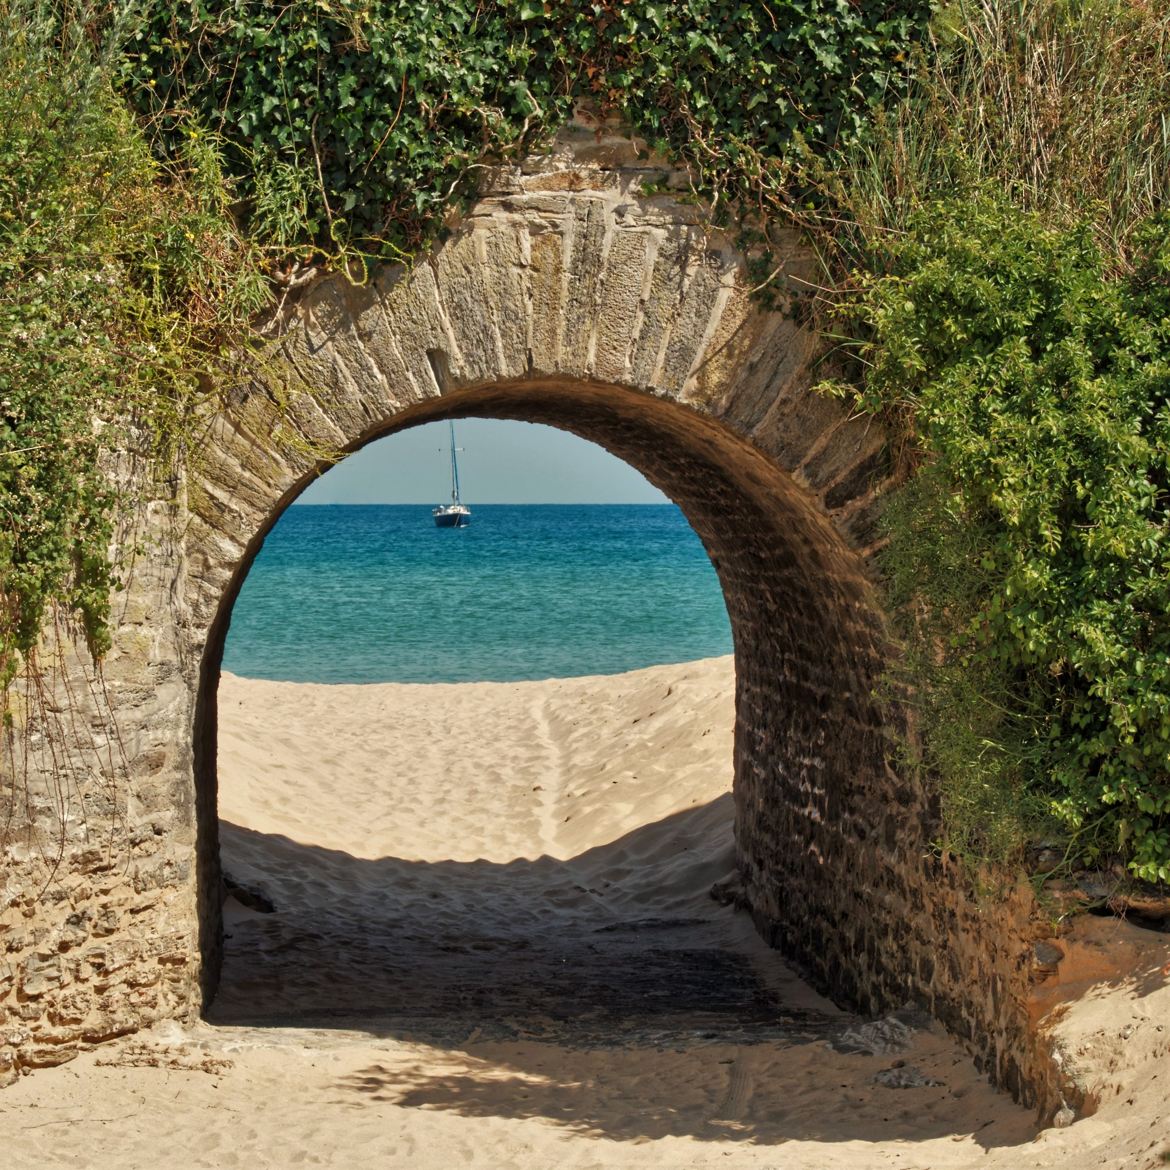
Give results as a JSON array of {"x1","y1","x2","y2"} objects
[{"x1": 710, "y1": 1051, "x2": 753, "y2": 1123}]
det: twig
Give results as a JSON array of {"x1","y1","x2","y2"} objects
[
  {"x1": 22, "y1": 1112, "x2": 142, "y2": 1130},
  {"x1": 363, "y1": 72, "x2": 409, "y2": 176},
  {"x1": 310, "y1": 115, "x2": 335, "y2": 230}
]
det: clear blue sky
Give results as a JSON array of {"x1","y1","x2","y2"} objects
[{"x1": 297, "y1": 418, "x2": 669, "y2": 505}]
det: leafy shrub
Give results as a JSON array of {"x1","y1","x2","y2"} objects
[{"x1": 838, "y1": 191, "x2": 1170, "y2": 880}]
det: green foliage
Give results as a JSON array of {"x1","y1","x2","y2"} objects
[
  {"x1": 837, "y1": 191, "x2": 1170, "y2": 881},
  {"x1": 809, "y1": 0, "x2": 1170, "y2": 880},
  {"x1": 123, "y1": 0, "x2": 929, "y2": 260},
  {"x1": 10, "y1": 0, "x2": 1170, "y2": 890},
  {"x1": 0, "y1": 0, "x2": 264, "y2": 673},
  {"x1": 811, "y1": 0, "x2": 1170, "y2": 272},
  {"x1": 521, "y1": 0, "x2": 930, "y2": 214},
  {"x1": 0, "y1": 0, "x2": 930, "y2": 670},
  {"x1": 124, "y1": 0, "x2": 564, "y2": 257},
  {"x1": 877, "y1": 472, "x2": 1055, "y2": 865}
]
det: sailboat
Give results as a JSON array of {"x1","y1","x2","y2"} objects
[{"x1": 432, "y1": 421, "x2": 471, "y2": 528}]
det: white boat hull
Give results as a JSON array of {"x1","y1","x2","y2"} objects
[{"x1": 433, "y1": 504, "x2": 471, "y2": 528}]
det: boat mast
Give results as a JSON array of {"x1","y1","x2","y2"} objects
[{"x1": 449, "y1": 420, "x2": 461, "y2": 505}]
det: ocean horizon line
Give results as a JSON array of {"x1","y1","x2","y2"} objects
[{"x1": 290, "y1": 500, "x2": 679, "y2": 507}]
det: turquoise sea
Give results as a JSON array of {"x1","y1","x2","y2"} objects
[{"x1": 222, "y1": 504, "x2": 733, "y2": 684}]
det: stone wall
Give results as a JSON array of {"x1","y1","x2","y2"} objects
[
  {"x1": 0, "y1": 117, "x2": 1080, "y2": 1118},
  {"x1": 1, "y1": 496, "x2": 201, "y2": 1084}
]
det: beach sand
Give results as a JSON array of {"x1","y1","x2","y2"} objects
[{"x1": 4, "y1": 657, "x2": 1168, "y2": 1168}]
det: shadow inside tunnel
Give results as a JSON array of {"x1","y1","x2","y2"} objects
[
  {"x1": 209, "y1": 796, "x2": 810, "y2": 1039},
  {"x1": 205, "y1": 796, "x2": 1046, "y2": 1151}
]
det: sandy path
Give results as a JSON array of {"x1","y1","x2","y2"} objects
[{"x1": 4, "y1": 658, "x2": 1169, "y2": 1169}]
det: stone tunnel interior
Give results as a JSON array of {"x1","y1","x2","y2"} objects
[{"x1": 192, "y1": 379, "x2": 904, "y2": 1043}]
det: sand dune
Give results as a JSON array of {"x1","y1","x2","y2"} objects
[
  {"x1": 4, "y1": 658, "x2": 1169, "y2": 1169},
  {"x1": 215, "y1": 657, "x2": 736, "y2": 865}
]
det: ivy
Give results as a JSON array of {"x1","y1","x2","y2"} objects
[{"x1": 122, "y1": 0, "x2": 929, "y2": 260}]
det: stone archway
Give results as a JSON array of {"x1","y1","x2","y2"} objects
[
  {"x1": 1, "y1": 123, "x2": 1062, "y2": 1110},
  {"x1": 184, "y1": 128, "x2": 903, "y2": 1026}
]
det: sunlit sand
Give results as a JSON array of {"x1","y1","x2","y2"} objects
[{"x1": 4, "y1": 658, "x2": 1167, "y2": 1169}]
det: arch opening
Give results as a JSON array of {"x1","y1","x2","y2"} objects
[
  {"x1": 208, "y1": 415, "x2": 745, "y2": 1033},
  {"x1": 193, "y1": 378, "x2": 895, "y2": 1024}
]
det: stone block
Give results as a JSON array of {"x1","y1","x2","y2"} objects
[
  {"x1": 559, "y1": 197, "x2": 612, "y2": 377},
  {"x1": 48, "y1": 990, "x2": 93, "y2": 1026},
  {"x1": 22, "y1": 1041, "x2": 79, "y2": 1068},
  {"x1": 20, "y1": 954, "x2": 66, "y2": 999},
  {"x1": 376, "y1": 262, "x2": 455, "y2": 398},
  {"x1": 627, "y1": 230, "x2": 685, "y2": 387},
  {"x1": 433, "y1": 228, "x2": 506, "y2": 386},
  {"x1": 527, "y1": 226, "x2": 567, "y2": 373},
  {"x1": 592, "y1": 228, "x2": 653, "y2": 384},
  {"x1": 657, "y1": 248, "x2": 729, "y2": 394}
]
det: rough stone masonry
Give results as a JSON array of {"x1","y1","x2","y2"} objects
[{"x1": 0, "y1": 116, "x2": 1079, "y2": 1118}]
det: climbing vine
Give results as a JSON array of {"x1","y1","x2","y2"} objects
[{"x1": 122, "y1": 0, "x2": 928, "y2": 260}]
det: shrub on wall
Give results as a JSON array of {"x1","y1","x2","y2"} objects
[
  {"x1": 809, "y1": 0, "x2": 1170, "y2": 883},
  {"x1": 835, "y1": 192, "x2": 1170, "y2": 881}
]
